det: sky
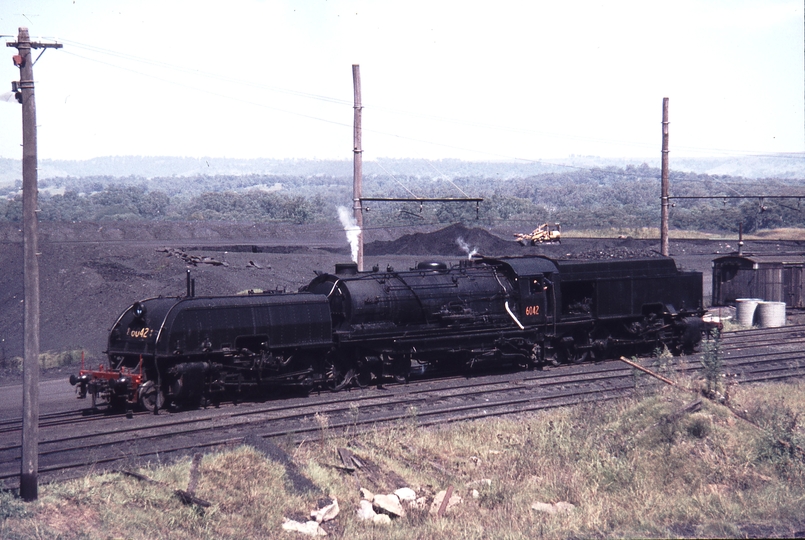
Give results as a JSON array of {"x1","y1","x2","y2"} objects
[{"x1": 0, "y1": 0, "x2": 803, "y2": 163}]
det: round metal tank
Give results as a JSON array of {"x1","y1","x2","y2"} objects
[
  {"x1": 756, "y1": 301, "x2": 786, "y2": 328},
  {"x1": 735, "y1": 298, "x2": 762, "y2": 327}
]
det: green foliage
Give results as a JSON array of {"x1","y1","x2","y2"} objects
[
  {"x1": 700, "y1": 329, "x2": 723, "y2": 399},
  {"x1": 3, "y1": 164, "x2": 804, "y2": 232},
  {"x1": 750, "y1": 399, "x2": 805, "y2": 469},
  {"x1": 0, "y1": 490, "x2": 27, "y2": 520},
  {"x1": 653, "y1": 344, "x2": 675, "y2": 376}
]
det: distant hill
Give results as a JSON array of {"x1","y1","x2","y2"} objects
[{"x1": 1, "y1": 155, "x2": 803, "y2": 185}]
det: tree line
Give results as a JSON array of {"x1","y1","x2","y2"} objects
[{"x1": 0, "y1": 165, "x2": 803, "y2": 233}]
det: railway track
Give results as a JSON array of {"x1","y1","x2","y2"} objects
[{"x1": 1, "y1": 325, "x2": 804, "y2": 490}]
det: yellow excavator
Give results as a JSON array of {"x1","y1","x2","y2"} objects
[{"x1": 514, "y1": 223, "x2": 561, "y2": 245}]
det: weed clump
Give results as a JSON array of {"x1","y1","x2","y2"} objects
[
  {"x1": 700, "y1": 329, "x2": 724, "y2": 401},
  {"x1": 652, "y1": 344, "x2": 675, "y2": 377},
  {"x1": 749, "y1": 399, "x2": 805, "y2": 471},
  {"x1": 0, "y1": 490, "x2": 27, "y2": 520},
  {"x1": 2, "y1": 382, "x2": 805, "y2": 539}
]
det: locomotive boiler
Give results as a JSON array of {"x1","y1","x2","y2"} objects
[{"x1": 70, "y1": 255, "x2": 708, "y2": 410}]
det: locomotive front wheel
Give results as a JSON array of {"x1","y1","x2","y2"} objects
[{"x1": 138, "y1": 380, "x2": 165, "y2": 412}]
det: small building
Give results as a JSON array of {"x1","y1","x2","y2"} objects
[{"x1": 712, "y1": 254, "x2": 805, "y2": 308}]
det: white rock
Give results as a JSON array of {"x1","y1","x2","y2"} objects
[
  {"x1": 467, "y1": 478, "x2": 492, "y2": 487},
  {"x1": 471, "y1": 489, "x2": 480, "y2": 499},
  {"x1": 412, "y1": 496, "x2": 428, "y2": 510},
  {"x1": 359, "y1": 487, "x2": 374, "y2": 501},
  {"x1": 531, "y1": 502, "x2": 557, "y2": 514},
  {"x1": 356, "y1": 499, "x2": 376, "y2": 521},
  {"x1": 394, "y1": 487, "x2": 417, "y2": 502},
  {"x1": 311, "y1": 498, "x2": 339, "y2": 523},
  {"x1": 554, "y1": 501, "x2": 576, "y2": 513},
  {"x1": 372, "y1": 513, "x2": 392, "y2": 525},
  {"x1": 429, "y1": 490, "x2": 462, "y2": 515},
  {"x1": 373, "y1": 493, "x2": 405, "y2": 517},
  {"x1": 531, "y1": 501, "x2": 575, "y2": 514},
  {"x1": 281, "y1": 518, "x2": 327, "y2": 536}
]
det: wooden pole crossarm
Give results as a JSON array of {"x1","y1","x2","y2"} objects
[{"x1": 359, "y1": 197, "x2": 484, "y2": 203}]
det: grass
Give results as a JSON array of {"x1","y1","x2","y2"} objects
[
  {"x1": 563, "y1": 227, "x2": 718, "y2": 240},
  {"x1": 4, "y1": 350, "x2": 86, "y2": 372},
  {"x1": 3, "y1": 379, "x2": 805, "y2": 539},
  {"x1": 563, "y1": 227, "x2": 805, "y2": 241}
]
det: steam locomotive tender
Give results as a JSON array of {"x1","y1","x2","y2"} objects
[{"x1": 70, "y1": 255, "x2": 708, "y2": 410}]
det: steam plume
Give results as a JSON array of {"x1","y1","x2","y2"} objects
[
  {"x1": 337, "y1": 206, "x2": 361, "y2": 263},
  {"x1": 456, "y1": 237, "x2": 478, "y2": 259}
]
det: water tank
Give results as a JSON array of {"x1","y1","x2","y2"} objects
[
  {"x1": 735, "y1": 298, "x2": 762, "y2": 327},
  {"x1": 756, "y1": 301, "x2": 786, "y2": 328}
]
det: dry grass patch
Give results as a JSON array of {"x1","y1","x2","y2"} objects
[
  {"x1": 5, "y1": 349, "x2": 85, "y2": 372},
  {"x1": 562, "y1": 227, "x2": 723, "y2": 240},
  {"x1": 749, "y1": 228, "x2": 805, "y2": 241},
  {"x1": 563, "y1": 227, "x2": 805, "y2": 241},
  {"x1": 3, "y1": 381, "x2": 805, "y2": 539}
]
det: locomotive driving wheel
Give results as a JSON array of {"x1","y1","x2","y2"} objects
[
  {"x1": 324, "y1": 356, "x2": 354, "y2": 392},
  {"x1": 390, "y1": 354, "x2": 411, "y2": 383},
  {"x1": 138, "y1": 380, "x2": 165, "y2": 412},
  {"x1": 556, "y1": 334, "x2": 591, "y2": 364}
]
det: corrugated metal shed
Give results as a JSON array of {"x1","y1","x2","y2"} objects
[{"x1": 712, "y1": 254, "x2": 805, "y2": 308}]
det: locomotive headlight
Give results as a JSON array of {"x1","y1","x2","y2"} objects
[{"x1": 132, "y1": 302, "x2": 146, "y2": 319}]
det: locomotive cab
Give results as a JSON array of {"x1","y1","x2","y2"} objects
[
  {"x1": 493, "y1": 256, "x2": 560, "y2": 327},
  {"x1": 515, "y1": 275, "x2": 551, "y2": 324}
]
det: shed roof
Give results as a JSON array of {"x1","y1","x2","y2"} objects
[{"x1": 713, "y1": 254, "x2": 805, "y2": 266}]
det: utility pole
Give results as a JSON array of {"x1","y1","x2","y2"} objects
[
  {"x1": 660, "y1": 97, "x2": 670, "y2": 257},
  {"x1": 6, "y1": 27, "x2": 61, "y2": 502},
  {"x1": 352, "y1": 64, "x2": 364, "y2": 271}
]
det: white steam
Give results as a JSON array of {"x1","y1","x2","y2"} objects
[
  {"x1": 456, "y1": 237, "x2": 478, "y2": 259},
  {"x1": 337, "y1": 206, "x2": 361, "y2": 263}
]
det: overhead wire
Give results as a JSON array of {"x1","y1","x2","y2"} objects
[
  {"x1": 40, "y1": 38, "x2": 805, "y2": 176},
  {"x1": 370, "y1": 160, "x2": 419, "y2": 198},
  {"x1": 426, "y1": 161, "x2": 470, "y2": 197},
  {"x1": 59, "y1": 39, "x2": 352, "y2": 106},
  {"x1": 60, "y1": 49, "x2": 355, "y2": 131}
]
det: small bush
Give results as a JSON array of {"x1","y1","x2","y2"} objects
[
  {"x1": 0, "y1": 490, "x2": 27, "y2": 520},
  {"x1": 653, "y1": 344, "x2": 675, "y2": 376},
  {"x1": 700, "y1": 329, "x2": 723, "y2": 400},
  {"x1": 685, "y1": 415, "x2": 711, "y2": 439},
  {"x1": 40, "y1": 349, "x2": 84, "y2": 370},
  {"x1": 9, "y1": 349, "x2": 85, "y2": 371},
  {"x1": 751, "y1": 399, "x2": 805, "y2": 467}
]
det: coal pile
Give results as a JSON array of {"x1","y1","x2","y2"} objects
[
  {"x1": 364, "y1": 224, "x2": 663, "y2": 260},
  {"x1": 365, "y1": 223, "x2": 515, "y2": 257},
  {"x1": 563, "y1": 245, "x2": 662, "y2": 260}
]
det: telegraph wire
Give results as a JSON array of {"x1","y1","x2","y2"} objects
[
  {"x1": 59, "y1": 39, "x2": 352, "y2": 106},
  {"x1": 51, "y1": 39, "x2": 803, "y2": 164},
  {"x1": 61, "y1": 50, "x2": 355, "y2": 131},
  {"x1": 23, "y1": 38, "x2": 803, "y2": 190}
]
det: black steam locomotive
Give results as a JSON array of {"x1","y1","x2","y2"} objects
[{"x1": 70, "y1": 255, "x2": 708, "y2": 411}]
